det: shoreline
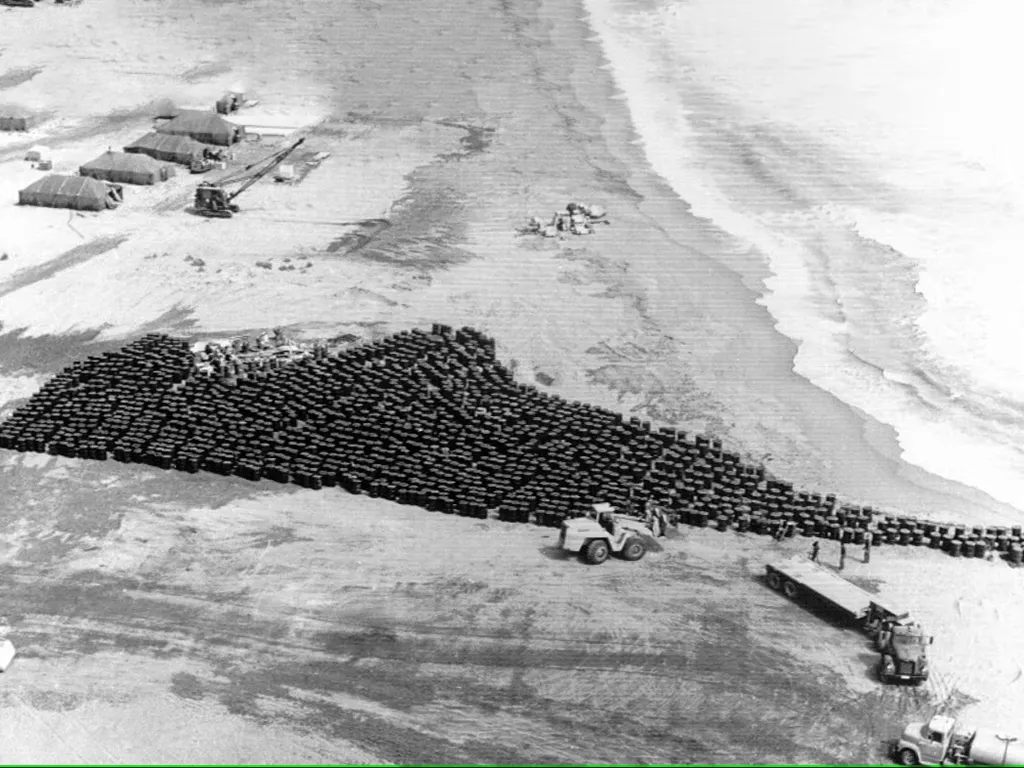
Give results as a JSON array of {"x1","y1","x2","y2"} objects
[
  {"x1": 553, "y1": 0, "x2": 1021, "y2": 523},
  {"x1": 0, "y1": 0, "x2": 1018, "y2": 529},
  {"x1": 2, "y1": 0, "x2": 1024, "y2": 762}
]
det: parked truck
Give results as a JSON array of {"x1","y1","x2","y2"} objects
[
  {"x1": 876, "y1": 619, "x2": 933, "y2": 684},
  {"x1": 895, "y1": 715, "x2": 1024, "y2": 765},
  {"x1": 765, "y1": 556, "x2": 932, "y2": 683}
]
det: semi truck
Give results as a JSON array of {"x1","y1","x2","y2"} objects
[
  {"x1": 765, "y1": 556, "x2": 932, "y2": 683},
  {"x1": 895, "y1": 715, "x2": 1024, "y2": 765}
]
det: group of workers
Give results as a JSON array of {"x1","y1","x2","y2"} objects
[{"x1": 810, "y1": 532, "x2": 873, "y2": 569}]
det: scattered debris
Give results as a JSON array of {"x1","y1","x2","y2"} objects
[
  {"x1": 518, "y1": 201, "x2": 609, "y2": 238},
  {"x1": 189, "y1": 328, "x2": 349, "y2": 379},
  {"x1": 273, "y1": 150, "x2": 331, "y2": 185}
]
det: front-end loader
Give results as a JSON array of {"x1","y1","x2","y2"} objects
[{"x1": 559, "y1": 503, "x2": 660, "y2": 565}]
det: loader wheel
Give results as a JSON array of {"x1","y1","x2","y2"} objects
[
  {"x1": 782, "y1": 580, "x2": 798, "y2": 598},
  {"x1": 620, "y1": 537, "x2": 646, "y2": 562},
  {"x1": 584, "y1": 539, "x2": 610, "y2": 565},
  {"x1": 897, "y1": 748, "x2": 920, "y2": 766},
  {"x1": 767, "y1": 571, "x2": 782, "y2": 590}
]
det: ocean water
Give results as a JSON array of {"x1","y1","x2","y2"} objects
[{"x1": 584, "y1": 0, "x2": 1024, "y2": 512}]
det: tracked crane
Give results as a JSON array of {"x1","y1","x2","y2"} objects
[{"x1": 193, "y1": 137, "x2": 305, "y2": 218}]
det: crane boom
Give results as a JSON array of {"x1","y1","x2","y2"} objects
[
  {"x1": 225, "y1": 137, "x2": 306, "y2": 201},
  {"x1": 192, "y1": 137, "x2": 306, "y2": 218}
]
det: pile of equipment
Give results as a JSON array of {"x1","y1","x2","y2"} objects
[{"x1": 520, "y1": 201, "x2": 608, "y2": 238}]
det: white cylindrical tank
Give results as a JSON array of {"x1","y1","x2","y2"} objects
[{"x1": 968, "y1": 730, "x2": 1024, "y2": 765}]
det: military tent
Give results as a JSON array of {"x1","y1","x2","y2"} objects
[
  {"x1": 0, "y1": 111, "x2": 36, "y2": 132},
  {"x1": 123, "y1": 132, "x2": 204, "y2": 165},
  {"x1": 152, "y1": 98, "x2": 213, "y2": 121},
  {"x1": 19, "y1": 175, "x2": 123, "y2": 212},
  {"x1": 155, "y1": 111, "x2": 243, "y2": 146},
  {"x1": 79, "y1": 151, "x2": 174, "y2": 185}
]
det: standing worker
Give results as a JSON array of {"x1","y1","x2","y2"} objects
[
  {"x1": 839, "y1": 542, "x2": 847, "y2": 571},
  {"x1": 810, "y1": 541, "x2": 820, "y2": 562},
  {"x1": 863, "y1": 531, "x2": 873, "y2": 564}
]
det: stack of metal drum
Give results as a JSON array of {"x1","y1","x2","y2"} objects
[{"x1": 0, "y1": 326, "x2": 1020, "y2": 565}]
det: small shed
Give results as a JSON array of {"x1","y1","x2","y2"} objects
[
  {"x1": 79, "y1": 151, "x2": 174, "y2": 185},
  {"x1": 24, "y1": 144, "x2": 50, "y2": 163},
  {"x1": 124, "y1": 132, "x2": 205, "y2": 165},
  {"x1": 19, "y1": 174, "x2": 123, "y2": 211},
  {"x1": 156, "y1": 110, "x2": 244, "y2": 146}
]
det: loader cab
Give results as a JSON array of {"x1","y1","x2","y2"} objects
[{"x1": 592, "y1": 503, "x2": 617, "y2": 535}]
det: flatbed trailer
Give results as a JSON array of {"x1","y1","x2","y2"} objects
[
  {"x1": 765, "y1": 557, "x2": 930, "y2": 683},
  {"x1": 765, "y1": 557, "x2": 899, "y2": 625}
]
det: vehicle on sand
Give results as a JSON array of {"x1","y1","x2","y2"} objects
[{"x1": 559, "y1": 502, "x2": 661, "y2": 565}]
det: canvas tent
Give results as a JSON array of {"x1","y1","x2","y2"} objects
[
  {"x1": 19, "y1": 175, "x2": 123, "y2": 211},
  {"x1": 123, "y1": 132, "x2": 204, "y2": 165},
  {"x1": 152, "y1": 98, "x2": 213, "y2": 121},
  {"x1": 79, "y1": 151, "x2": 174, "y2": 185},
  {"x1": 155, "y1": 111, "x2": 243, "y2": 146},
  {"x1": 0, "y1": 110, "x2": 36, "y2": 132}
]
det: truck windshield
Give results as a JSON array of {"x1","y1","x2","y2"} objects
[{"x1": 893, "y1": 633, "x2": 927, "y2": 648}]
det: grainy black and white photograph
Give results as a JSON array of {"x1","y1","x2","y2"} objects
[{"x1": 1, "y1": 0, "x2": 1023, "y2": 765}]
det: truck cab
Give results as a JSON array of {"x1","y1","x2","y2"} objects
[
  {"x1": 896, "y1": 715, "x2": 959, "y2": 765},
  {"x1": 878, "y1": 620, "x2": 932, "y2": 683},
  {"x1": 865, "y1": 602, "x2": 932, "y2": 684},
  {"x1": 896, "y1": 716, "x2": 1024, "y2": 766}
]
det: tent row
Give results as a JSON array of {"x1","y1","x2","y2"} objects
[
  {"x1": 17, "y1": 149, "x2": 179, "y2": 211},
  {"x1": 15, "y1": 108, "x2": 245, "y2": 212}
]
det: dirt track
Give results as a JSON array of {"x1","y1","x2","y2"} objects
[{"x1": 0, "y1": 442, "x2": 944, "y2": 764}]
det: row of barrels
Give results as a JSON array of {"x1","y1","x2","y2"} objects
[
  {"x1": 0, "y1": 327, "x2": 1021, "y2": 566},
  {"x1": 675, "y1": 501, "x2": 1024, "y2": 565}
]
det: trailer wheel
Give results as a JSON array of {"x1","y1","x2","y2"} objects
[
  {"x1": 767, "y1": 571, "x2": 781, "y2": 590},
  {"x1": 782, "y1": 580, "x2": 798, "y2": 598},
  {"x1": 896, "y1": 748, "x2": 919, "y2": 766}
]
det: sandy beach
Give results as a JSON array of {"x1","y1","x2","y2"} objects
[{"x1": 1, "y1": 0, "x2": 1022, "y2": 763}]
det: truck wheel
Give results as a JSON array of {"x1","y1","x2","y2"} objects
[
  {"x1": 896, "y1": 748, "x2": 920, "y2": 766},
  {"x1": 782, "y1": 580, "x2": 798, "y2": 598},
  {"x1": 767, "y1": 571, "x2": 782, "y2": 590},
  {"x1": 620, "y1": 537, "x2": 645, "y2": 562},
  {"x1": 584, "y1": 539, "x2": 610, "y2": 565}
]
